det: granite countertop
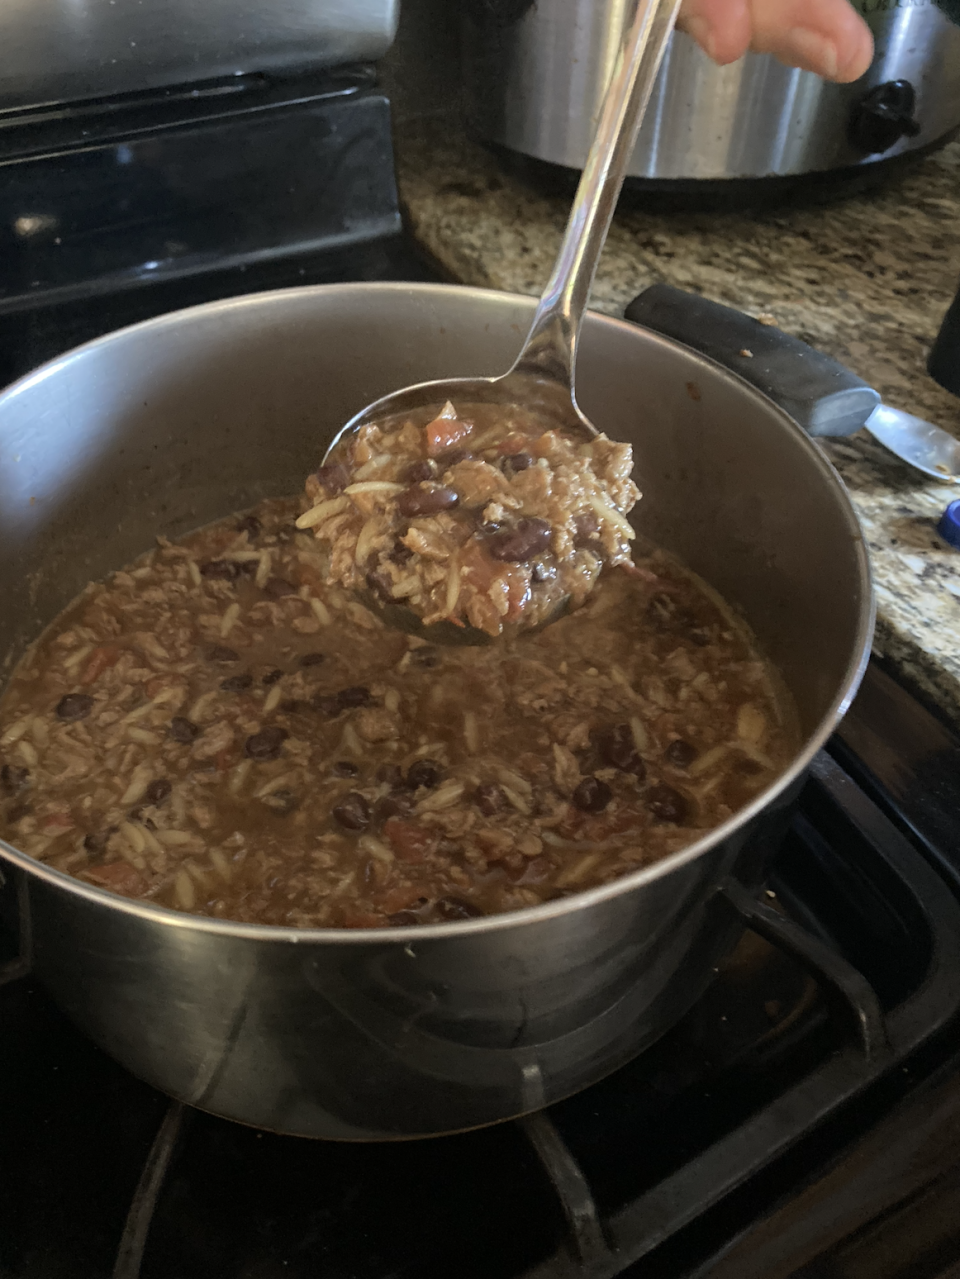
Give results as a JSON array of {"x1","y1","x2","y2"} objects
[{"x1": 395, "y1": 119, "x2": 960, "y2": 725}]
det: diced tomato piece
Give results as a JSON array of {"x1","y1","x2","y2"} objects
[
  {"x1": 383, "y1": 818, "x2": 437, "y2": 864},
  {"x1": 529, "y1": 433, "x2": 558, "y2": 459},
  {"x1": 80, "y1": 645, "x2": 121, "y2": 685},
  {"x1": 502, "y1": 566, "x2": 531, "y2": 620},
  {"x1": 497, "y1": 434, "x2": 530, "y2": 456},
  {"x1": 374, "y1": 884, "x2": 430, "y2": 914},
  {"x1": 83, "y1": 862, "x2": 147, "y2": 897},
  {"x1": 425, "y1": 413, "x2": 471, "y2": 457},
  {"x1": 42, "y1": 813, "x2": 73, "y2": 830},
  {"x1": 460, "y1": 538, "x2": 499, "y2": 593}
]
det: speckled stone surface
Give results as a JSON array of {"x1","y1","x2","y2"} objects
[{"x1": 396, "y1": 119, "x2": 960, "y2": 725}]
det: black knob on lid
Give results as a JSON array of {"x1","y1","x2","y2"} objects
[{"x1": 849, "y1": 80, "x2": 921, "y2": 154}]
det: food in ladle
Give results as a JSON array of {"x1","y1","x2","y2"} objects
[
  {"x1": 299, "y1": 401, "x2": 641, "y2": 636},
  {"x1": 0, "y1": 497, "x2": 797, "y2": 929}
]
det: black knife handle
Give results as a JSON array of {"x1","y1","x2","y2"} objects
[
  {"x1": 624, "y1": 284, "x2": 880, "y2": 438},
  {"x1": 928, "y1": 286, "x2": 960, "y2": 397}
]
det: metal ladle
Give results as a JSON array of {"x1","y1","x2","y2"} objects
[{"x1": 320, "y1": 0, "x2": 682, "y2": 644}]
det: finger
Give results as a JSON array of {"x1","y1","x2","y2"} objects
[
  {"x1": 677, "y1": 0, "x2": 752, "y2": 65},
  {"x1": 748, "y1": 0, "x2": 874, "y2": 81}
]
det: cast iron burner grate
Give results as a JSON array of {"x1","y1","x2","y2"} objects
[{"x1": 3, "y1": 742, "x2": 959, "y2": 1279}]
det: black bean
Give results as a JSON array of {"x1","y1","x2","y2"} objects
[
  {"x1": 220, "y1": 673, "x2": 253, "y2": 692},
  {"x1": 572, "y1": 776, "x2": 612, "y2": 813},
  {"x1": 389, "y1": 538, "x2": 414, "y2": 566},
  {"x1": 531, "y1": 560, "x2": 558, "y2": 584},
  {"x1": 475, "y1": 783, "x2": 505, "y2": 816},
  {"x1": 689, "y1": 628, "x2": 712, "y2": 648},
  {"x1": 396, "y1": 484, "x2": 459, "y2": 518},
  {"x1": 314, "y1": 462, "x2": 350, "y2": 494},
  {"x1": 338, "y1": 686, "x2": 372, "y2": 710},
  {"x1": 376, "y1": 763, "x2": 404, "y2": 786},
  {"x1": 332, "y1": 760, "x2": 360, "y2": 778},
  {"x1": 376, "y1": 790, "x2": 415, "y2": 820},
  {"x1": 573, "y1": 510, "x2": 601, "y2": 546},
  {"x1": 235, "y1": 514, "x2": 261, "y2": 538},
  {"x1": 404, "y1": 459, "x2": 436, "y2": 483},
  {"x1": 407, "y1": 759, "x2": 442, "y2": 790},
  {"x1": 333, "y1": 792, "x2": 371, "y2": 830},
  {"x1": 388, "y1": 910, "x2": 423, "y2": 927},
  {"x1": 664, "y1": 739, "x2": 697, "y2": 769},
  {"x1": 1, "y1": 764, "x2": 29, "y2": 793},
  {"x1": 244, "y1": 727, "x2": 288, "y2": 761},
  {"x1": 313, "y1": 685, "x2": 372, "y2": 718},
  {"x1": 487, "y1": 518, "x2": 552, "y2": 563},
  {"x1": 208, "y1": 645, "x2": 239, "y2": 662},
  {"x1": 411, "y1": 647, "x2": 441, "y2": 669},
  {"x1": 144, "y1": 779, "x2": 172, "y2": 806},
  {"x1": 646, "y1": 784, "x2": 689, "y2": 824},
  {"x1": 199, "y1": 559, "x2": 240, "y2": 581},
  {"x1": 435, "y1": 896, "x2": 485, "y2": 921},
  {"x1": 83, "y1": 831, "x2": 109, "y2": 856},
  {"x1": 299, "y1": 652, "x2": 325, "y2": 668},
  {"x1": 279, "y1": 699, "x2": 305, "y2": 714},
  {"x1": 263, "y1": 789, "x2": 300, "y2": 816},
  {"x1": 263, "y1": 578, "x2": 297, "y2": 599},
  {"x1": 262, "y1": 669, "x2": 284, "y2": 686},
  {"x1": 169, "y1": 716, "x2": 200, "y2": 743},
  {"x1": 598, "y1": 724, "x2": 646, "y2": 779},
  {"x1": 55, "y1": 694, "x2": 94, "y2": 722},
  {"x1": 503, "y1": 451, "x2": 533, "y2": 474},
  {"x1": 6, "y1": 802, "x2": 31, "y2": 822}
]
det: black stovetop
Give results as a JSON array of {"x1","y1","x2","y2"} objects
[{"x1": 3, "y1": 664, "x2": 960, "y2": 1279}]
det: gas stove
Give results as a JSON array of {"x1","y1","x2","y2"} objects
[
  {"x1": 2, "y1": 70, "x2": 960, "y2": 1276},
  {"x1": 2, "y1": 663, "x2": 960, "y2": 1279}
]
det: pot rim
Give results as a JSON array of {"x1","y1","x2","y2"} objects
[{"x1": 0, "y1": 281, "x2": 875, "y2": 944}]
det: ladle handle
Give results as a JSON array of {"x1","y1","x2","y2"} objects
[{"x1": 512, "y1": 0, "x2": 681, "y2": 387}]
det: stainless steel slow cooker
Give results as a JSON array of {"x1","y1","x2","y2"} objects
[{"x1": 463, "y1": 0, "x2": 960, "y2": 182}]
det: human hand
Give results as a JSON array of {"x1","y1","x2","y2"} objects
[{"x1": 677, "y1": 0, "x2": 874, "y2": 82}]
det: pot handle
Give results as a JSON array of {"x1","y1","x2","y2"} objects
[{"x1": 624, "y1": 284, "x2": 880, "y2": 438}]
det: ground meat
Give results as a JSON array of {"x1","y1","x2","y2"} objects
[
  {"x1": 0, "y1": 496, "x2": 797, "y2": 930},
  {"x1": 297, "y1": 400, "x2": 642, "y2": 637}
]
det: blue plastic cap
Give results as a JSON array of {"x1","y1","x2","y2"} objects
[{"x1": 939, "y1": 500, "x2": 960, "y2": 550}]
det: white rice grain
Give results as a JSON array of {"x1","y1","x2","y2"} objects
[
  {"x1": 174, "y1": 870, "x2": 195, "y2": 910},
  {"x1": 343, "y1": 481, "x2": 405, "y2": 496},
  {"x1": 296, "y1": 496, "x2": 349, "y2": 530},
  {"x1": 263, "y1": 684, "x2": 283, "y2": 713},
  {"x1": 0, "y1": 715, "x2": 33, "y2": 747},
  {"x1": 228, "y1": 759, "x2": 252, "y2": 795},
  {"x1": 219, "y1": 602, "x2": 240, "y2": 638},
  {"x1": 119, "y1": 819, "x2": 146, "y2": 852},
  {"x1": 188, "y1": 560, "x2": 202, "y2": 587},
  {"x1": 255, "y1": 550, "x2": 272, "y2": 589},
  {"x1": 120, "y1": 763, "x2": 153, "y2": 806},
  {"x1": 464, "y1": 711, "x2": 479, "y2": 755},
  {"x1": 310, "y1": 598, "x2": 332, "y2": 626},
  {"x1": 16, "y1": 738, "x2": 38, "y2": 767},
  {"x1": 62, "y1": 644, "x2": 93, "y2": 673},
  {"x1": 157, "y1": 830, "x2": 194, "y2": 847}
]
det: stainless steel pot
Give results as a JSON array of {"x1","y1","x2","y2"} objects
[
  {"x1": 0, "y1": 283, "x2": 872, "y2": 1139},
  {"x1": 463, "y1": 0, "x2": 960, "y2": 181}
]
